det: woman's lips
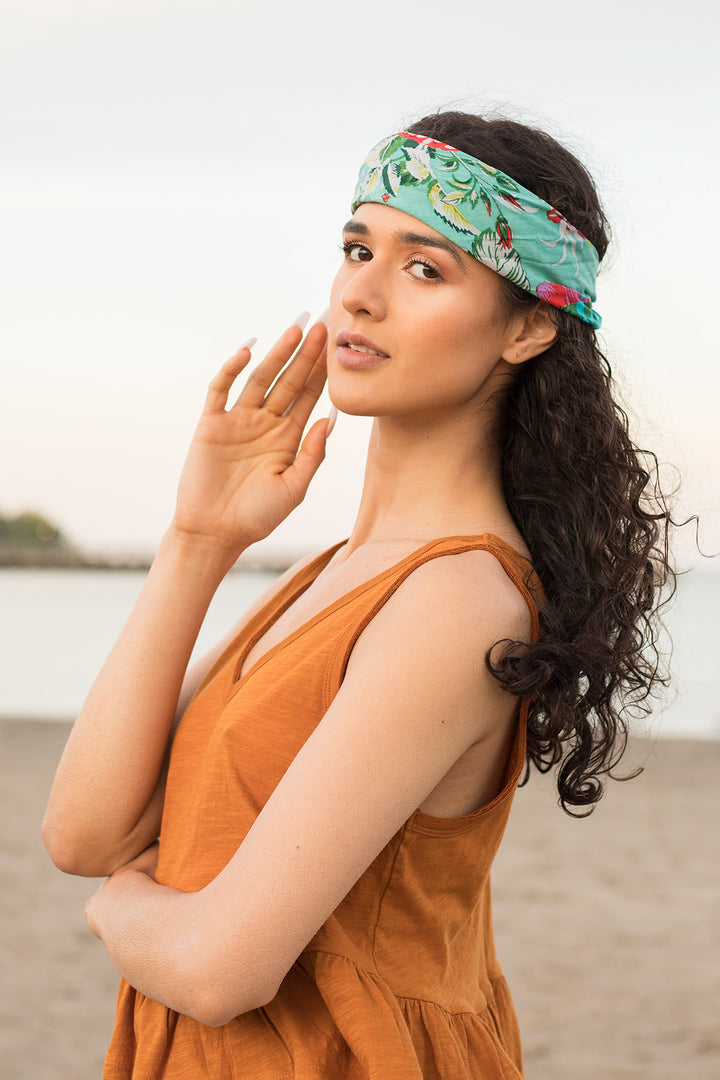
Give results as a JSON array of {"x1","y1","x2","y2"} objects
[
  {"x1": 336, "y1": 345, "x2": 391, "y2": 369},
  {"x1": 335, "y1": 332, "x2": 390, "y2": 369}
]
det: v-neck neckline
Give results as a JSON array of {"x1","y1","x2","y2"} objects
[{"x1": 230, "y1": 533, "x2": 530, "y2": 689}]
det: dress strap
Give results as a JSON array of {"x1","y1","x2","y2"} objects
[
  {"x1": 349, "y1": 533, "x2": 539, "y2": 646},
  {"x1": 321, "y1": 532, "x2": 541, "y2": 702}
]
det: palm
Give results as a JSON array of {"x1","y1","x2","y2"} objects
[{"x1": 173, "y1": 321, "x2": 329, "y2": 554}]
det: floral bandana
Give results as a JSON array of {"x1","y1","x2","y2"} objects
[{"x1": 351, "y1": 131, "x2": 602, "y2": 329}]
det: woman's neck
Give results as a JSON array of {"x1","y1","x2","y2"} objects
[{"x1": 342, "y1": 408, "x2": 520, "y2": 556}]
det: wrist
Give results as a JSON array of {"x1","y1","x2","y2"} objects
[{"x1": 159, "y1": 526, "x2": 247, "y2": 581}]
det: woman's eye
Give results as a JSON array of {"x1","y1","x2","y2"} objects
[
  {"x1": 408, "y1": 260, "x2": 440, "y2": 281},
  {"x1": 343, "y1": 242, "x2": 372, "y2": 263}
]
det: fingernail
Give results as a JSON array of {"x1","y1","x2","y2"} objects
[
  {"x1": 292, "y1": 311, "x2": 311, "y2": 331},
  {"x1": 326, "y1": 405, "x2": 338, "y2": 437},
  {"x1": 240, "y1": 336, "x2": 258, "y2": 350},
  {"x1": 315, "y1": 307, "x2": 330, "y2": 327}
]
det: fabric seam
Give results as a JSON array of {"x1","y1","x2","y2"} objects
[
  {"x1": 302, "y1": 948, "x2": 513, "y2": 1019},
  {"x1": 369, "y1": 821, "x2": 408, "y2": 968}
]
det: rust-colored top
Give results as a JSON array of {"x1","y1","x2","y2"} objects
[{"x1": 104, "y1": 535, "x2": 540, "y2": 1080}]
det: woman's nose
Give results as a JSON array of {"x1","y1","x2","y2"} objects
[{"x1": 340, "y1": 261, "x2": 387, "y2": 321}]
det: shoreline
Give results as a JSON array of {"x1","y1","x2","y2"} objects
[
  {"x1": 0, "y1": 554, "x2": 295, "y2": 573},
  {"x1": 5, "y1": 714, "x2": 718, "y2": 744},
  {"x1": 2, "y1": 720, "x2": 718, "y2": 1078}
]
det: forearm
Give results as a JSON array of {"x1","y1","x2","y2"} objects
[
  {"x1": 90, "y1": 871, "x2": 202, "y2": 1017},
  {"x1": 44, "y1": 320, "x2": 328, "y2": 876},
  {"x1": 87, "y1": 870, "x2": 266, "y2": 1026},
  {"x1": 43, "y1": 529, "x2": 241, "y2": 875}
]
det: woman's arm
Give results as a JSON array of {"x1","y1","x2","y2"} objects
[
  {"x1": 172, "y1": 543, "x2": 327, "y2": 722},
  {"x1": 84, "y1": 551, "x2": 531, "y2": 1025},
  {"x1": 43, "y1": 319, "x2": 329, "y2": 877}
]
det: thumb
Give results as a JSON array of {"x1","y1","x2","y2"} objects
[{"x1": 282, "y1": 417, "x2": 331, "y2": 504}]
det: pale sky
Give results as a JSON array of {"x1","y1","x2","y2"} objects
[{"x1": 2, "y1": 0, "x2": 718, "y2": 567}]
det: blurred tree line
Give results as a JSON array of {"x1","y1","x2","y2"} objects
[
  {"x1": 0, "y1": 511, "x2": 63, "y2": 546},
  {"x1": 0, "y1": 510, "x2": 82, "y2": 566},
  {"x1": 0, "y1": 511, "x2": 152, "y2": 569}
]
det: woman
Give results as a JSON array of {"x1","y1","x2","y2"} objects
[{"x1": 43, "y1": 112, "x2": 673, "y2": 1079}]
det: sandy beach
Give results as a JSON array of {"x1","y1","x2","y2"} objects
[{"x1": 1, "y1": 718, "x2": 718, "y2": 1080}]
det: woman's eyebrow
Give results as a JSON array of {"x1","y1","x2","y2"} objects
[
  {"x1": 341, "y1": 219, "x2": 467, "y2": 274},
  {"x1": 396, "y1": 230, "x2": 467, "y2": 273}
]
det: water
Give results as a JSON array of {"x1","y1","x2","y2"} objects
[
  {"x1": 1, "y1": 565, "x2": 718, "y2": 738},
  {"x1": 0, "y1": 566, "x2": 278, "y2": 719}
]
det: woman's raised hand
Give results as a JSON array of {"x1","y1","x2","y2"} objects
[{"x1": 172, "y1": 316, "x2": 330, "y2": 559}]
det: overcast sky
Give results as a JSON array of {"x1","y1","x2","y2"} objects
[{"x1": 2, "y1": 0, "x2": 718, "y2": 567}]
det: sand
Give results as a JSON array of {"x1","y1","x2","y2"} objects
[{"x1": 1, "y1": 719, "x2": 718, "y2": 1080}]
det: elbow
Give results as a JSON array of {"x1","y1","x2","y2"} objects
[
  {"x1": 176, "y1": 899, "x2": 285, "y2": 1026},
  {"x1": 41, "y1": 820, "x2": 96, "y2": 877},
  {"x1": 184, "y1": 962, "x2": 280, "y2": 1028},
  {"x1": 191, "y1": 1001, "x2": 245, "y2": 1030},
  {"x1": 41, "y1": 816, "x2": 125, "y2": 878},
  {"x1": 192, "y1": 986, "x2": 277, "y2": 1029},
  {"x1": 41, "y1": 816, "x2": 81, "y2": 875}
]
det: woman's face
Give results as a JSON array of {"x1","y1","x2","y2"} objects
[{"x1": 327, "y1": 202, "x2": 519, "y2": 421}]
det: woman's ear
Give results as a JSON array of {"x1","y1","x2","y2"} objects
[{"x1": 502, "y1": 303, "x2": 558, "y2": 366}]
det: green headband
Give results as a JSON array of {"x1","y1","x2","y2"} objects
[{"x1": 351, "y1": 131, "x2": 601, "y2": 329}]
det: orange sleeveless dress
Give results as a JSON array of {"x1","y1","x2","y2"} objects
[{"x1": 103, "y1": 535, "x2": 540, "y2": 1080}]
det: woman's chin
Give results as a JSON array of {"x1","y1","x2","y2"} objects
[
  {"x1": 327, "y1": 398, "x2": 377, "y2": 419},
  {"x1": 326, "y1": 381, "x2": 381, "y2": 419}
]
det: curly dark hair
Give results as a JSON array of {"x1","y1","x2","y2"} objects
[{"x1": 410, "y1": 110, "x2": 676, "y2": 815}]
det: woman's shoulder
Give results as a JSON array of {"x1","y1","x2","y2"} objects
[
  {"x1": 346, "y1": 541, "x2": 534, "y2": 694},
  {"x1": 394, "y1": 542, "x2": 534, "y2": 644},
  {"x1": 336, "y1": 541, "x2": 532, "y2": 767}
]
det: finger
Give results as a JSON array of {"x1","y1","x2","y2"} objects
[
  {"x1": 284, "y1": 346, "x2": 328, "y2": 430},
  {"x1": 260, "y1": 321, "x2": 328, "y2": 417},
  {"x1": 203, "y1": 340, "x2": 257, "y2": 414},
  {"x1": 281, "y1": 417, "x2": 330, "y2": 505},
  {"x1": 235, "y1": 323, "x2": 306, "y2": 409}
]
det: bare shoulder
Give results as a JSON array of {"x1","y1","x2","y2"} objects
[
  {"x1": 344, "y1": 546, "x2": 533, "y2": 743},
  {"x1": 371, "y1": 547, "x2": 533, "y2": 652}
]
